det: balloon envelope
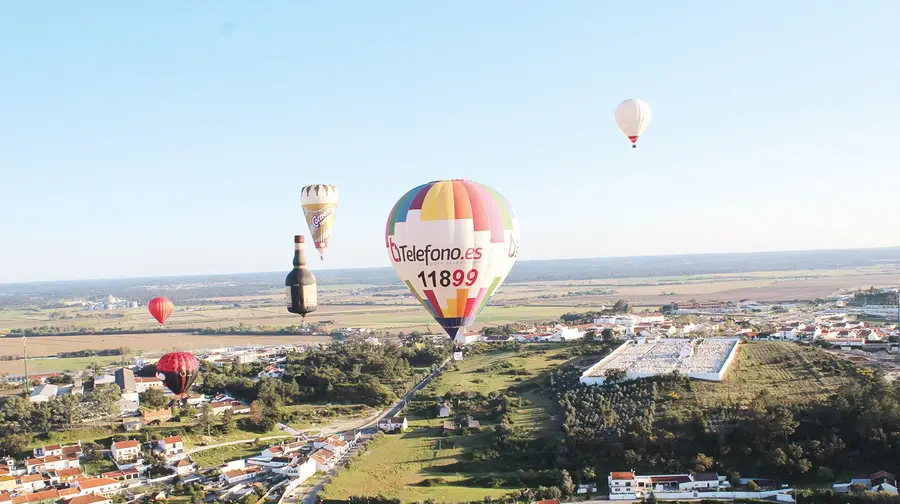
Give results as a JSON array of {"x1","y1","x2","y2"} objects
[
  {"x1": 385, "y1": 180, "x2": 520, "y2": 339},
  {"x1": 148, "y1": 297, "x2": 174, "y2": 325},
  {"x1": 156, "y1": 352, "x2": 200, "y2": 396},
  {"x1": 301, "y1": 184, "x2": 339, "y2": 260},
  {"x1": 614, "y1": 98, "x2": 652, "y2": 147}
]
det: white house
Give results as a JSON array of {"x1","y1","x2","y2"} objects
[
  {"x1": 454, "y1": 331, "x2": 481, "y2": 346},
  {"x1": 310, "y1": 449, "x2": 338, "y2": 472},
  {"x1": 75, "y1": 477, "x2": 122, "y2": 496},
  {"x1": 25, "y1": 454, "x2": 79, "y2": 474},
  {"x1": 377, "y1": 416, "x2": 408, "y2": 433},
  {"x1": 16, "y1": 473, "x2": 47, "y2": 491},
  {"x1": 28, "y1": 384, "x2": 58, "y2": 403},
  {"x1": 134, "y1": 376, "x2": 165, "y2": 393},
  {"x1": 438, "y1": 402, "x2": 452, "y2": 418},
  {"x1": 221, "y1": 466, "x2": 265, "y2": 485},
  {"x1": 274, "y1": 456, "x2": 317, "y2": 484},
  {"x1": 156, "y1": 436, "x2": 185, "y2": 461},
  {"x1": 111, "y1": 441, "x2": 141, "y2": 465},
  {"x1": 167, "y1": 458, "x2": 196, "y2": 476}
]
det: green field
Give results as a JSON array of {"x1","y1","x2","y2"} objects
[
  {"x1": 323, "y1": 344, "x2": 569, "y2": 503},
  {"x1": 190, "y1": 442, "x2": 269, "y2": 468},
  {"x1": 1, "y1": 355, "x2": 128, "y2": 375},
  {"x1": 689, "y1": 342, "x2": 857, "y2": 407}
]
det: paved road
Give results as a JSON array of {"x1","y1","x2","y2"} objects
[
  {"x1": 185, "y1": 435, "x2": 292, "y2": 455},
  {"x1": 298, "y1": 359, "x2": 451, "y2": 504}
]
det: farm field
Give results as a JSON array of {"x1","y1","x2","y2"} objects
[
  {"x1": 323, "y1": 344, "x2": 571, "y2": 503},
  {"x1": 0, "y1": 355, "x2": 127, "y2": 376},
  {"x1": 0, "y1": 333, "x2": 333, "y2": 360},
  {"x1": 3, "y1": 266, "x2": 900, "y2": 359},
  {"x1": 688, "y1": 342, "x2": 857, "y2": 406}
]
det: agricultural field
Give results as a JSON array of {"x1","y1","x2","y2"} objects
[
  {"x1": 687, "y1": 342, "x2": 858, "y2": 407},
  {"x1": 2, "y1": 265, "x2": 900, "y2": 360},
  {"x1": 0, "y1": 355, "x2": 127, "y2": 376},
  {"x1": 322, "y1": 344, "x2": 571, "y2": 503}
]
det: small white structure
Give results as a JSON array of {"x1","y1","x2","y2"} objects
[
  {"x1": 438, "y1": 402, "x2": 452, "y2": 418},
  {"x1": 377, "y1": 416, "x2": 408, "y2": 433},
  {"x1": 220, "y1": 466, "x2": 264, "y2": 485},
  {"x1": 28, "y1": 384, "x2": 59, "y2": 403},
  {"x1": 156, "y1": 436, "x2": 185, "y2": 461}
]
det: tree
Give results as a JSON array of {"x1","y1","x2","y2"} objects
[
  {"x1": 196, "y1": 404, "x2": 217, "y2": 437},
  {"x1": 579, "y1": 467, "x2": 596, "y2": 484},
  {"x1": 601, "y1": 328, "x2": 617, "y2": 343},
  {"x1": 140, "y1": 387, "x2": 169, "y2": 410},
  {"x1": 0, "y1": 434, "x2": 28, "y2": 457},
  {"x1": 644, "y1": 493, "x2": 659, "y2": 504},
  {"x1": 582, "y1": 330, "x2": 596, "y2": 343},
  {"x1": 603, "y1": 368, "x2": 627, "y2": 383},
  {"x1": 559, "y1": 469, "x2": 575, "y2": 497},
  {"x1": 220, "y1": 408, "x2": 235, "y2": 434},
  {"x1": 612, "y1": 300, "x2": 632, "y2": 313}
]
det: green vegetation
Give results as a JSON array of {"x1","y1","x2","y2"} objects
[
  {"x1": 323, "y1": 342, "x2": 611, "y2": 503},
  {"x1": 848, "y1": 286, "x2": 898, "y2": 306},
  {"x1": 190, "y1": 442, "x2": 267, "y2": 468},
  {"x1": 689, "y1": 342, "x2": 857, "y2": 407},
  {"x1": 555, "y1": 344, "x2": 900, "y2": 483}
]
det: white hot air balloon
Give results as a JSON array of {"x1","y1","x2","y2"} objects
[{"x1": 614, "y1": 98, "x2": 652, "y2": 148}]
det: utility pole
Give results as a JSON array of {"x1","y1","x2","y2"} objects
[{"x1": 22, "y1": 335, "x2": 30, "y2": 399}]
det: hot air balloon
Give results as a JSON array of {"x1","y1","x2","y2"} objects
[
  {"x1": 301, "y1": 184, "x2": 339, "y2": 260},
  {"x1": 155, "y1": 352, "x2": 200, "y2": 396},
  {"x1": 614, "y1": 98, "x2": 652, "y2": 148},
  {"x1": 148, "y1": 297, "x2": 174, "y2": 326},
  {"x1": 385, "y1": 180, "x2": 520, "y2": 339}
]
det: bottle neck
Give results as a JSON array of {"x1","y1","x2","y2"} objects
[{"x1": 293, "y1": 242, "x2": 307, "y2": 268}]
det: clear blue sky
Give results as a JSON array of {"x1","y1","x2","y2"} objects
[{"x1": 2, "y1": 1, "x2": 898, "y2": 283}]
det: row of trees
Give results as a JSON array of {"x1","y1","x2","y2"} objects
[{"x1": 0, "y1": 384, "x2": 122, "y2": 456}]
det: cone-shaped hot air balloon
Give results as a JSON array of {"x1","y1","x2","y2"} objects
[
  {"x1": 614, "y1": 98, "x2": 652, "y2": 148},
  {"x1": 385, "y1": 180, "x2": 520, "y2": 340},
  {"x1": 155, "y1": 352, "x2": 200, "y2": 397},
  {"x1": 301, "y1": 184, "x2": 339, "y2": 260},
  {"x1": 148, "y1": 297, "x2": 174, "y2": 326}
]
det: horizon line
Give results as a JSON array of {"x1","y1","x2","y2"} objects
[{"x1": 3, "y1": 244, "x2": 899, "y2": 287}]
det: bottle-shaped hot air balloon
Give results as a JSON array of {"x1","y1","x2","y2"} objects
[
  {"x1": 385, "y1": 180, "x2": 520, "y2": 340},
  {"x1": 614, "y1": 98, "x2": 652, "y2": 148},
  {"x1": 301, "y1": 184, "x2": 339, "y2": 260},
  {"x1": 285, "y1": 235, "x2": 318, "y2": 317},
  {"x1": 155, "y1": 352, "x2": 200, "y2": 397},
  {"x1": 148, "y1": 297, "x2": 174, "y2": 326}
]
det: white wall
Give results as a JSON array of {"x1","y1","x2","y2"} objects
[{"x1": 610, "y1": 489, "x2": 794, "y2": 501}]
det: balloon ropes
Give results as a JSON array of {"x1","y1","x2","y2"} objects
[
  {"x1": 385, "y1": 180, "x2": 520, "y2": 340},
  {"x1": 615, "y1": 98, "x2": 652, "y2": 148}
]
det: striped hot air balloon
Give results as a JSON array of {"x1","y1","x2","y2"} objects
[{"x1": 385, "y1": 180, "x2": 519, "y2": 339}]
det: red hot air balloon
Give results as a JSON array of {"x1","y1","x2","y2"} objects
[
  {"x1": 148, "y1": 297, "x2": 174, "y2": 325},
  {"x1": 155, "y1": 352, "x2": 200, "y2": 397}
]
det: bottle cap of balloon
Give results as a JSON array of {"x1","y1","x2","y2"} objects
[{"x1": 294, "y1": 235, "x2": 304, "y2": 244}]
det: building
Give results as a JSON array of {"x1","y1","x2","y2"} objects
[
  {"x1": 75, "y1": 477, "x2": 122, "y2": 496},
  {"x1": 833, "y1": 471, "x2": 898, "y2": 495},
  {"x1": 17, "y1": 473, "x2": 47, "y2": 491},
  {"x1": 220, "y1": 466, "x2": 264, "y2": 485},
  {"x1": 134, "y1": 376, "x2": 165, "y2": 394},
  {"x1": 156, "y1": 436, "x2": 185, "y2": 461},
  {"x1": 110, "y1": 440, "x2": 141, "y2": 465},
  {"x1": 141, "y1": 408, "x2": 174, "y2": 424},
  {"x1": 309, "y1": 449, "x2": 337, "y2": 472},
  {"x1": 50, "y1": 467, "x2": 84, "y2": 485},
  {"x1": 438, "y1": 402, "x2": 452, "y2": 418},
  {"x1": 28, "y1": 384, "x2": 58, "y2": 403},
  {"x1": 607, "y1": 471, "x2": 794, "y2": 501},
  {"x1": 69, "y1": 495, "x2": 113, "y2": 504},
  {"x1": 24, "y1": 454, "x2": 79, "y2": 474},
  {"x1": 114, "y1": 368, "x2": 136, "y2": 394},
  {"x1": 580, "y1": 339, "x2": 740, "y2": 385},
  {"x1": 101, "y1": 468, "x2": 139, "y2": 482},
  {"x1": 167, "y1": 458, "x2": 196, "y2": 476},
  {"x1": 377, "y1": 416, "x2": 408, "y2": 433},
  {"x1": 273, "y1": 456, "x2": 317, "y2": 484},
  {"x1": 453, "y1": 331, "x2": 482, "y2": 346}
]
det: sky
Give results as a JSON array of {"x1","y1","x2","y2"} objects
[{"x1": 1, "y1": 1, "x2": 899, "y2": 283}]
